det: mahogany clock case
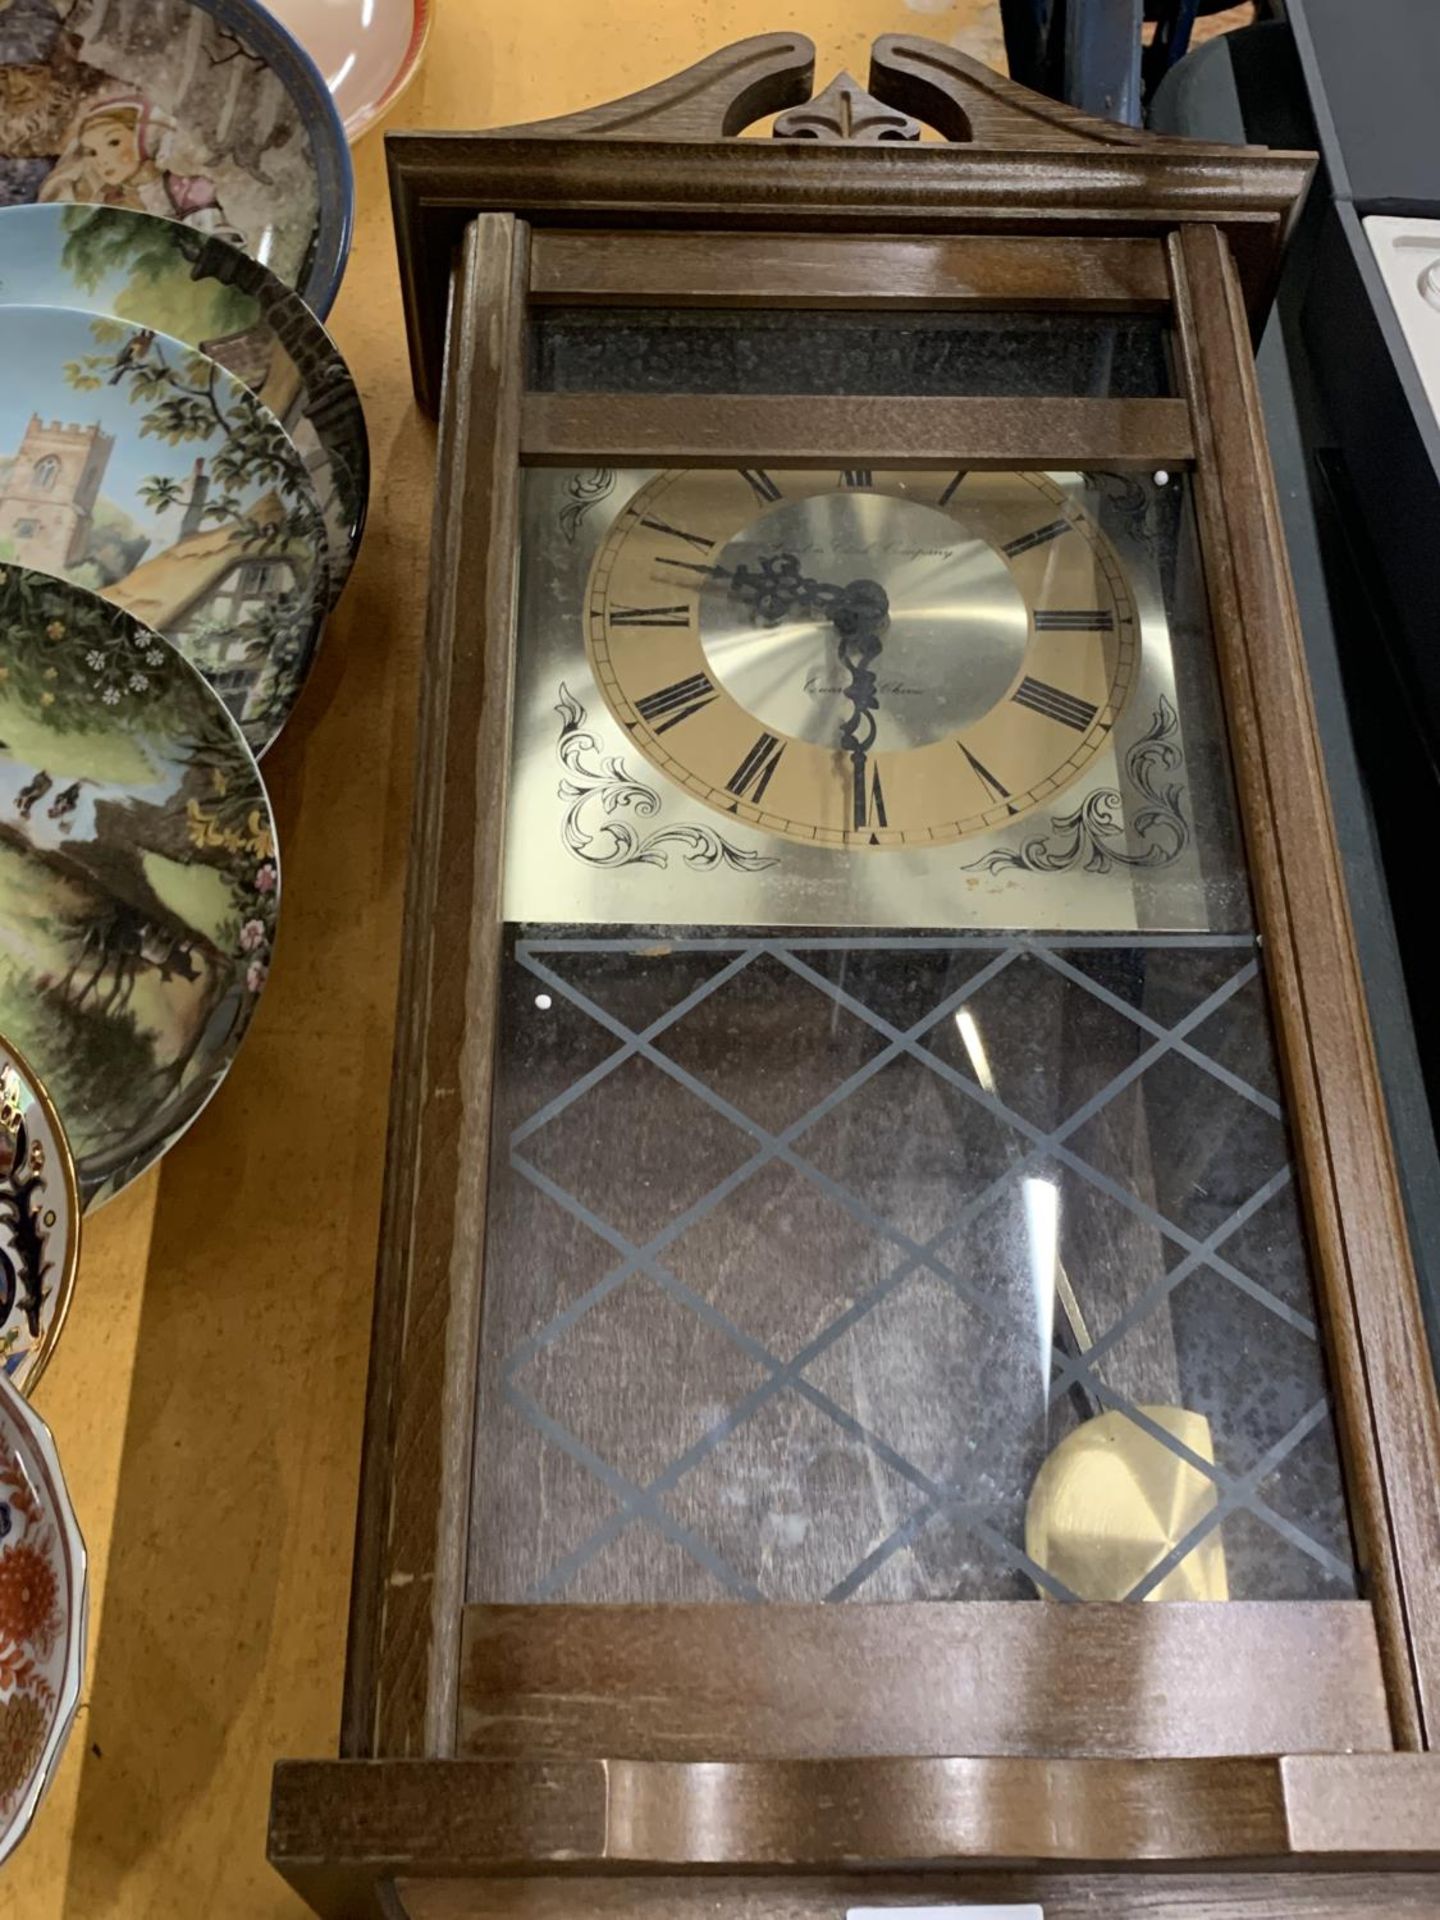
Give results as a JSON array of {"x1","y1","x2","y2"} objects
[{"x1": 268, "y1": 32, "x2": 1440, "y2": 1920}]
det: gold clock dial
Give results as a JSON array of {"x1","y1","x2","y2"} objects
[{"x1": 586, "y1": 468, "x2": 1139, "y2": 850}]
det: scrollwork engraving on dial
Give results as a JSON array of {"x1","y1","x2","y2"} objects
[
  {"x1": 962, "y1": 695, "x2": 1188, "y2": 876},
  {"x1": 559, "y1": 470, "x2": 617, "y2": 543},
  {"x1": 554, "y1": 685, "x2": 779, "y2": 873}
]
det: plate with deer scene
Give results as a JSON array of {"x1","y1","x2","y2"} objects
[
  {"x1": 0, "y1": 1035, "x2": 79, "y2": 1394},
  {"x1": 0, "y1": 563, "x2": 279, "y2": 1208},
  {"x1": 0, "y1": 1371, "x2": 87, "y2": 1871},
  {"x1": 0, "y1": 0, "x2": 352, "y2": 318},
  {"x1": 0, "y1": 204, "x2": 368, "y2": 608},
  {"x1": 0, "y1": 302, "x2": 330, "y2": 758}
]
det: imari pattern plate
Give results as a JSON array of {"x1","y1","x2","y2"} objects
[
  {"x1": 0, "y1": 1034, "x2": 79, "y2": 1392},
  {"x1": 0, "y1": 1371, "x2": 86, "y2": 1870}
]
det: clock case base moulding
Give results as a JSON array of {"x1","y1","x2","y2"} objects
[{"x1": 267, "y1": 34, "x2": 1440, "y2": 1918}]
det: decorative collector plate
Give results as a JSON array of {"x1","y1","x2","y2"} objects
[
  {"x1": 0, "y1": 302, "x2": 329, "y2": 756},
  {"x1": 0, "y1": 564, "x2": 279, "y2": 1209},
  {"x1": 0, "y1": 1372, "x2": 86, "y2": 1872},
  {"x1": 264, "y1": 0, "x2": 431, "y2": 142},
  {"x1": 0, "y1": 0, "x2": 352, "y2": 317},
  {"x1": 0, "y1": 1035, "x2": 79, "y2": 1393},
  {"x1": 0, "y1": 203, "x2": 369, "y2": 607}
]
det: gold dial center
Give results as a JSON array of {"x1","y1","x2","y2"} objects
[{"x1": 698, "y1": 493, "x2": 1030, "y2": 752}]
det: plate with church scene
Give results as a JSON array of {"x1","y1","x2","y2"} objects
[
  {"x1": 0, "y1": 0, "x2": 352, "y2": 318},
  {"x1": 0, "y1": 302, "x2": 329, "y2": 757},
  {"x1": 0, "y1": 563, "x2": 279, "y2": 1208},
  {"x1": 0, "y1": 204, "x2": 368, "y2": 608}
]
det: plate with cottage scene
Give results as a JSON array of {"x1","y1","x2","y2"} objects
[
  {"x1": 0, "y1": 302, "x2": 330, "y2": 757},
  {"x1": 0, "y1": 1372, "x2": 86, "y2": 1871},
  {"x1": 0, "y1": 0, "x2": 351, "y2": 317},
  {"x1": 0, "y1": 1034, "x2": 79, "y2": 1394},
  {"x1": 0, "y1": 203, "x2": 369, "y2": 606},
  {"x1": 0, "y1": 564, "x2": 279, "y2": 1208},
  {"x1": 264, "y1": 0, "x2": 431, "y2": 142}
]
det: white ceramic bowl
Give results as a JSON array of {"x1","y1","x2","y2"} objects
[{"x1": 263, "y1": 0, "x2": 431, "y2": 142}]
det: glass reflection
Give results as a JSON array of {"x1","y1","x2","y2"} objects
[{"x1": 469, "y1": 933, "x2": 1356, "y2": 1607}]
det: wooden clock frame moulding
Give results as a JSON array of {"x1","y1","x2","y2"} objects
[{"x1": 270, "y1": 34, "x2": 1440, "y2": 1915}]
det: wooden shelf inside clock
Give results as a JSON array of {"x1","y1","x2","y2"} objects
[
  {"x1": 453, "y1": 1603, "x2": 1387, "y2": 1761},
  {"x1": 518, "y1": 392, "x2": 1194, "y2": 468},
  {"x1": 527, "y1": 230, "x2": 1174, "y2": 312}
]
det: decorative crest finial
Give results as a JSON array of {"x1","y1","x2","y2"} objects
[{"x1": 773, "y1": 69, "x2": 922, "y2": 144}]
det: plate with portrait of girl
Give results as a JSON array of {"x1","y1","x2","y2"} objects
[{"x1": 0, "y1": 0, "x2": 351, "y2": 316}]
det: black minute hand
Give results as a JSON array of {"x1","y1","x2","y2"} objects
[{"x1": 832, "y1": 580, "x2": 890, "y2": 832}]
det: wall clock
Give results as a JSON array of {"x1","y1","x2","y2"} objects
[{"x1": 269, "y1": 33, "x2": 1440, "y2": 1918}]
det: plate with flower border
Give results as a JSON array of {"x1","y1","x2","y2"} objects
[
  {"x1": 0, "y1": 203, "x2": 368, "y2": 609},
  {"x1": 0, "y1": 1370, "x2": 86, "y2": 1871},
  {"x1": 0, "y1": 301, "x2": 330, "y2": 757},
  {"x1": 0, "y1": 1034, "x2": 79, "y2": 1395},
  {"x1": 0, "y1": 564, "x2": 279, "y2": 1209},
  {"x1": 0, "y1": 0, "x2": 352, "y2": 317}
]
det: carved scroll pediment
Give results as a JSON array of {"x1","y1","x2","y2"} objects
[
  {"x1": 868, "y1": 34, "x2": 1150, "y2": 149},
  {"x1": 485, "y1": 29, "x2": 1193, "y2": 149},
  {"x1": 488, "y1": 34, "x2": 817, "y2": 141}
]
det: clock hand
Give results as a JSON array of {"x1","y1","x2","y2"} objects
[
  {"x1": 662, "y1": 551, "x2": 849, "y2": 626},
  {"x1": 831, "y1": 580, "x2": 890, "y2": 827}
]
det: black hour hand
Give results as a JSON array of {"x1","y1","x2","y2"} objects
[
  {"x1": 660, "y1": 551, "x2": 843, "y2": 626},
  {"x1": 728, "y1": 552, "x2": 831, "y2": 625}
]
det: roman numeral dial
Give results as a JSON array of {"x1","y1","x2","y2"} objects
[
  {"x1": 635, "y1": 673, "x2": 718, "y2": 732},
  {"x1": 585, "y1": 467, "x2": 1139, "y2": 851},
  {"x1": 727, "y1": 732, "x2": 786, "y2": 804},
  {"x1": 608, "y1": 603, "x2": 690, "y2": 628},
  {"x1": 1012, "y1": 676, "x2": 1099, "y2": 731}
]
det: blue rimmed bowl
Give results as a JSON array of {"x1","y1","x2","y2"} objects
[{"x1": 0, "y1": 0, "x2": 353, "y2": 317}]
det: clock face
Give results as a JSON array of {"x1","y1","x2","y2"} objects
[
  {"x1": 505, "y1": 464, "x2": 1244, "y2": 932},
  {"x1": 586, "y1": 469, "x2": 1139, "y2": 850}
]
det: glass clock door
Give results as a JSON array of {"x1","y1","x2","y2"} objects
[{"x1": 460, "y1": 407, "x2": 1354, "y2": 1612}]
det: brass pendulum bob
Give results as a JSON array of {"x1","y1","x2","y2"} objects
[
  {"x1": 948, "y1": 1004, "x2": 1228, "y2": 1602},
  {"x1": 1025, "y1": 1262, "x2": 1229, "y2": 1602}
]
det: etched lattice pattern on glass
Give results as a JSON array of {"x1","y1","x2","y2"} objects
[{"x1": 467, "y1": 932, "x2": 1356, "y2": 1605}]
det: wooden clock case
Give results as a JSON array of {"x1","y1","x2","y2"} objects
[{"x1": 268, "y1": 33, "x2": 1440, "y2": 1918}]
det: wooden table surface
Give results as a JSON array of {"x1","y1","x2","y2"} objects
[{"x1": 0, "y1": 1, "x2": 1256, "y2": 1911}]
